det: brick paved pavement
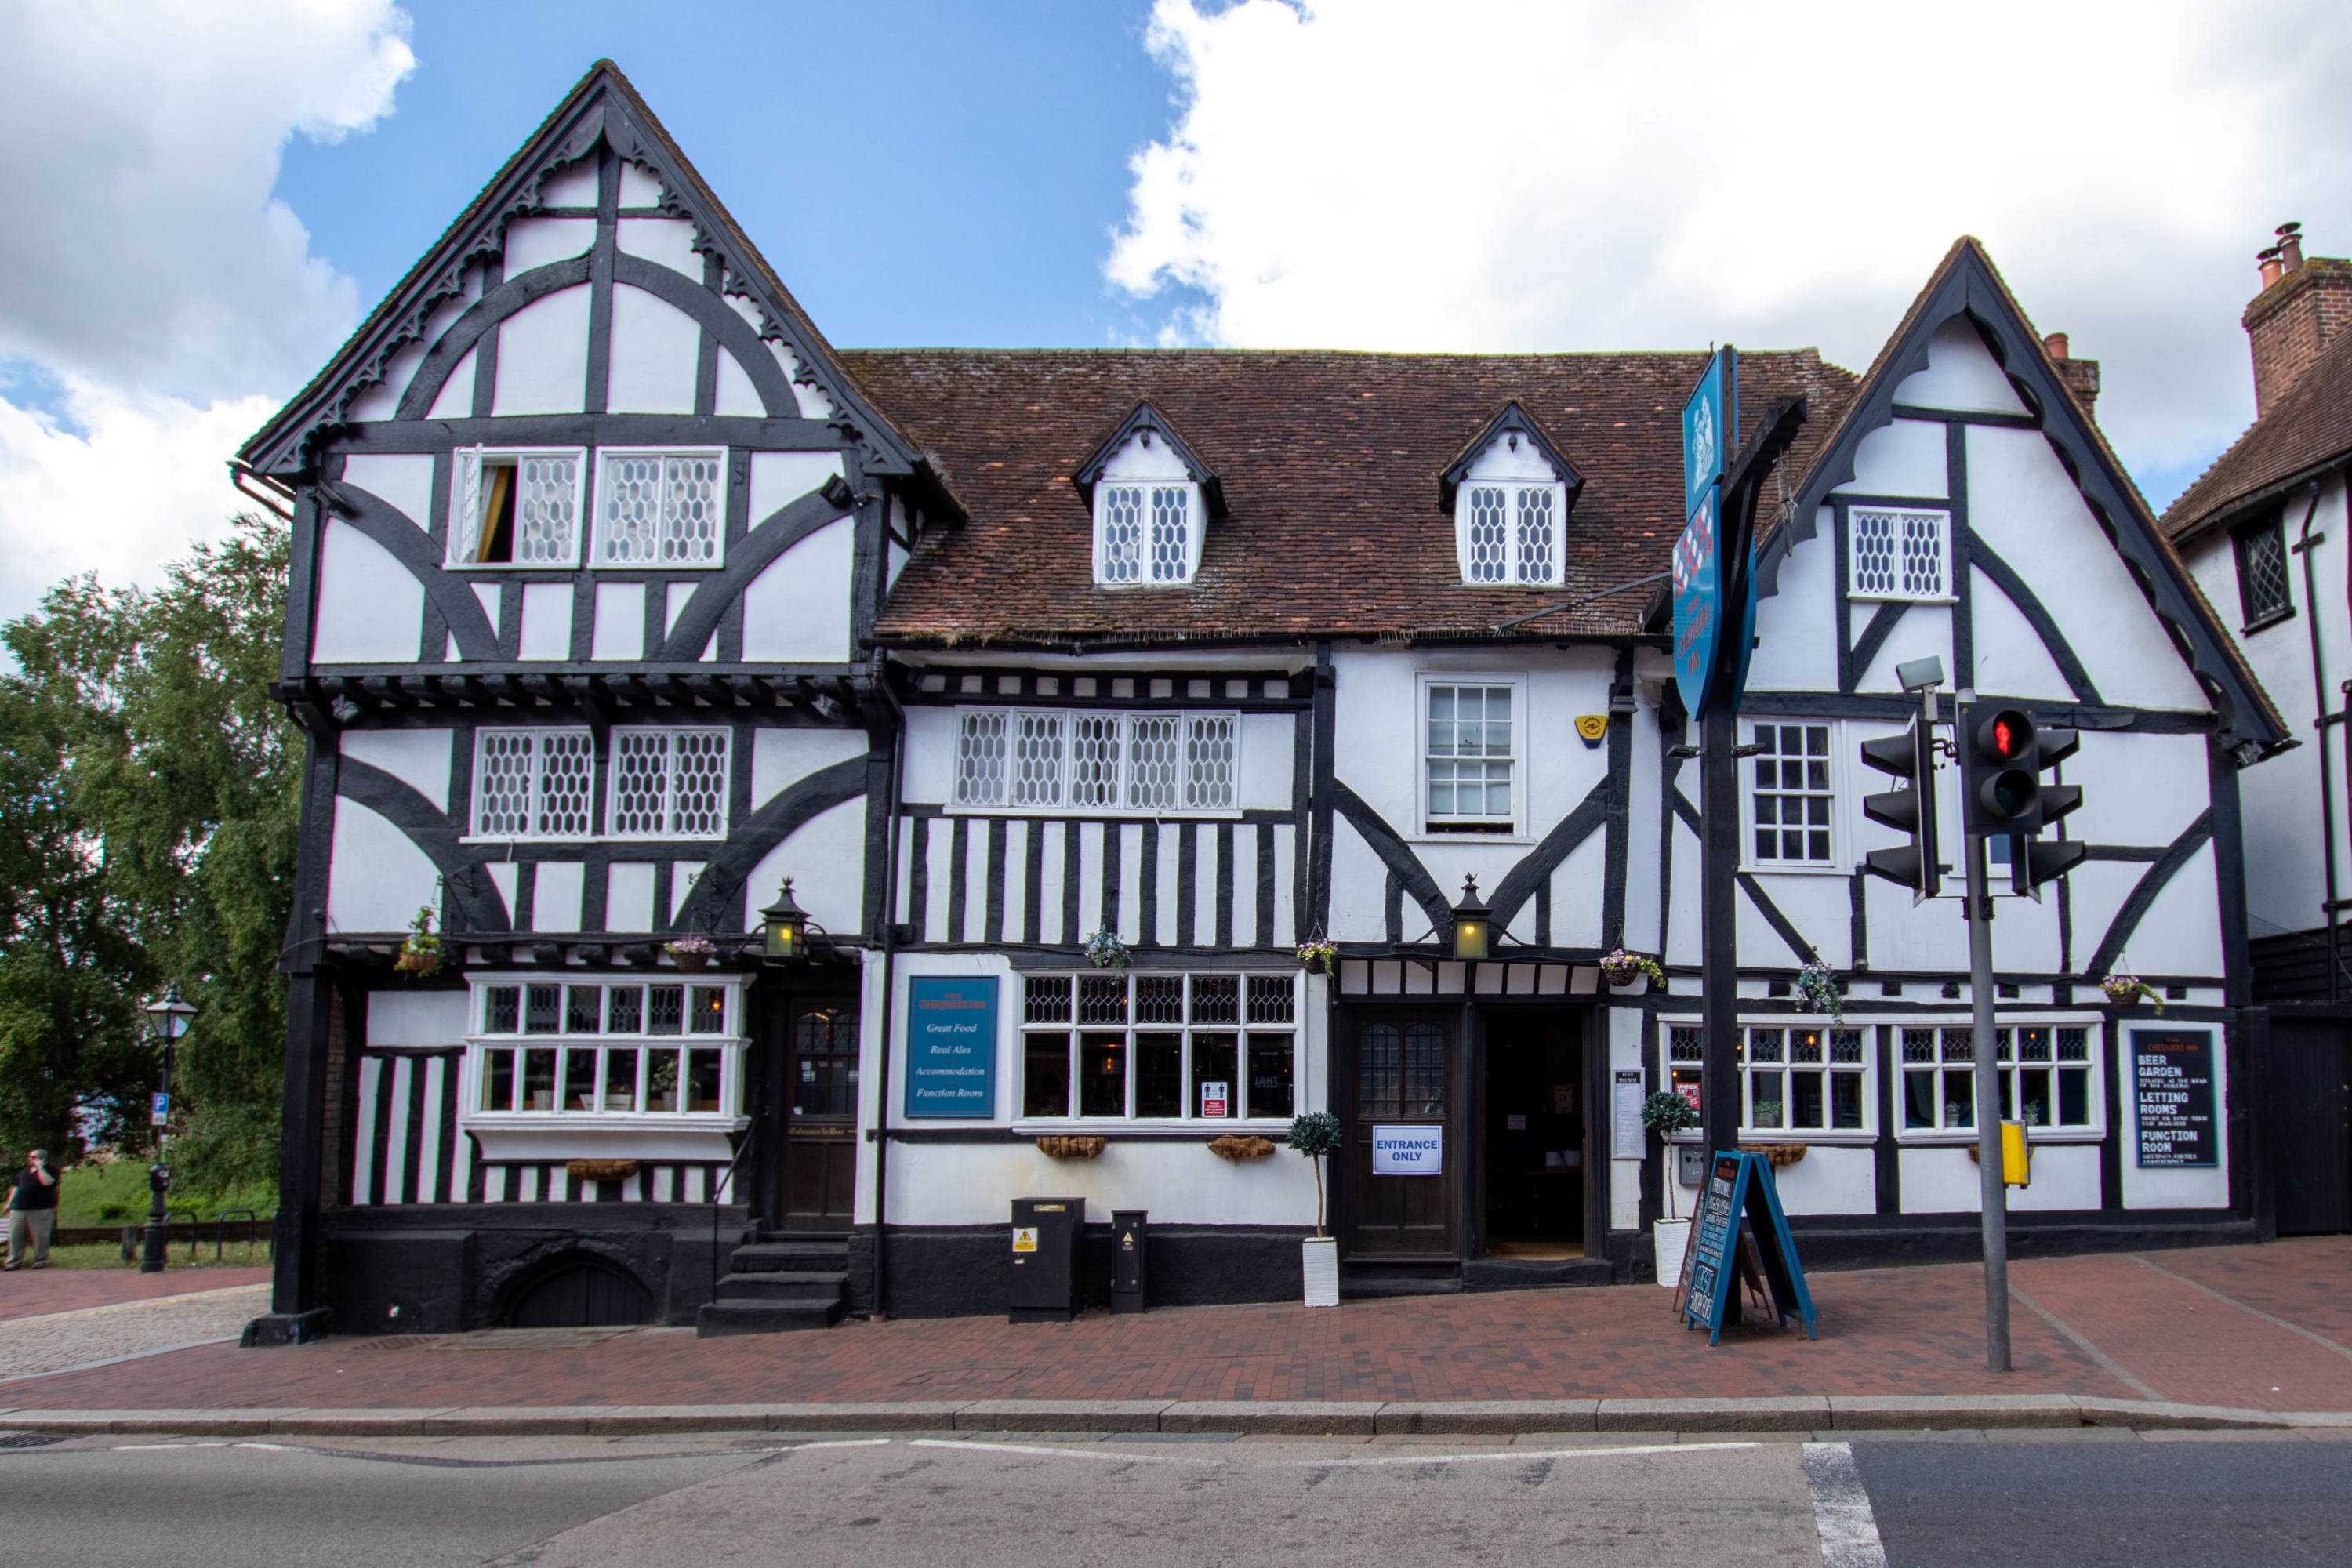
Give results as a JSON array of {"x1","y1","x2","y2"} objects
[
  {"x1": 0, "y1": 1284, "x2": 271, "y2": 1382},
  {"x1": 0, "y1": 1265, "x2": 270, "y2": 1324},
  {"x1": 2, "y1": 1240, "x2": 2347, "y2": 1415}
]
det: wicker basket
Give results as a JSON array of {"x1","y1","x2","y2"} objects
[
  {"x1": 1734, "y1": 1143, "x2": 1807, "y2": 1167},
  {"x1": 565, "y1": 1159, "x2": 641, "y2": 1181},
  {"x1": 1207, "y1": 1135, "x2": 1277, "y2": 1162},
  {"x1": 1035, "y1": 1134, "x2": 1106, "y2": 1160}
]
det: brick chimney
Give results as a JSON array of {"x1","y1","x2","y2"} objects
[
  {"x1": 2042, "y1": 332, "x2": 2100, "y2": 414},
  {"x1": 2246, "y1": 221, "x2": 2352, "y2": 416}
]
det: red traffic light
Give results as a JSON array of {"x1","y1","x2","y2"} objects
[{"x1": 1977, "y1": 708, "x2": 2034, "y2": 762}]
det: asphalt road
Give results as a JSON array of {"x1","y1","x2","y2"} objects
[{"x1": 1, "y1": 1428, "x2": 2347, "y2": 1566}]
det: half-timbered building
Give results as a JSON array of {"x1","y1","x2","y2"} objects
[{"x1": 245, "y1": 62, "x2": 2293, "y2": 1339}]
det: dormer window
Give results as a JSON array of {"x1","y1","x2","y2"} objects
[
  {"x1": 1073, "y1": 402, "x2": 1226, "y2": 590},
  {"x1": 1439, "y1": 403, "x2": 1581, "y2": 590}
]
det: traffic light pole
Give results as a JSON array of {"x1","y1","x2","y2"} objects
[{"x1": 1963, "y1": 826, "x2": 2013, "y2": 1373}]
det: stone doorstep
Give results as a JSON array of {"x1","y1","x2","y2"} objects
[{"x1": 3, "y1": 1396, "x2": 2350, "y2": 1436}]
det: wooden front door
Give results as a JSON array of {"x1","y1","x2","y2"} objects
[
  {"x1": 779, "y1": 999, "x2": 858, "y2": 1230},
  {"x1": 1341, "y1": 1010, "x2": 1461, "y2": 1258}
]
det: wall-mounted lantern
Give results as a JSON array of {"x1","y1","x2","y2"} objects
[
  {"x1": 760, "y1": 879, "x2": 813, "y2": 962},
  {"x1": 1451, "y1": 876, "x2": 1492, "y2": 962}
]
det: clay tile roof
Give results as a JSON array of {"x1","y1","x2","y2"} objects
[
  {"x1": 855, "y1": 347, "x2": 1857, "y2": 648},
  {"x1": 2161, "y1": 325, "x2": 2352, "y2": 541}
]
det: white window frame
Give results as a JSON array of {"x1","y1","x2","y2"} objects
[
  {"x1": 468, "y1": 726, "x2": 597, "y2": 841},
  {"x1": 950, "y1": 707, "x2": 1242, "y2": 816},
  {"x1": 1417, "y1": 673, "x2": 1526, "y2": 840},
  {"x1": 1744, "y1": 718, "x2": 1847, "y2": 873},
  {"x1": 446, "y1": 445, "x2": 587, "y2": 569},
  {"x1": 1658, "y1": 1021, "x2": 1877, "y2": 1143},
  {"x1": 1013, "y1": 970, "x2": 1301, "y2": 1130},
  {"x1": 1845, "y1": 506, "x2": 1955, "y2": 604},
  {"x1": 1455, "y1": 480, "x2": 1568, "y2": 586},
  {"x1": 1093, "y1": 481, "x2": 1203, "y2": 588},
  {"x1": 606, "y1": 727, "x2": 732, "y2": 840},
  {"x1": 592, "y1": 446, "x2": 728, "y2": 569},
  {"x1": 1894, "y1": 1018, "x2": 2106, "y2": 1144},
  {"x1": 461, "y1": 975, "x2": 750, "y2": 1135}
]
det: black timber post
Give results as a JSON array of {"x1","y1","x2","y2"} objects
[{"x1": 1700, "y1": 699, "x2": 1742, "y2": 1174}]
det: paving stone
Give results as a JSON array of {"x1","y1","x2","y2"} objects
[
  {"x1": 1600, "y1": 1396, "x2": 1828, "y2": 1431},
  {"x1": 953, "y1": 1399, "x2": 1172, "y2": 1432}
]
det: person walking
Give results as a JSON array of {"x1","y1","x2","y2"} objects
[{"x1": 5, "y1": 1149, "x2": 60, "y2": 1269}]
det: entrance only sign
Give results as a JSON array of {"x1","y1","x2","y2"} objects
[{"x1": 1370, "y1": 1125, "x2": 1442, "y2": 1175}]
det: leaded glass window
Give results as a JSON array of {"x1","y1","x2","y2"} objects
[
  {"x1": 955, "y1": 710, "x2": 1010, "y2": 805},
  {"x1": 1149, "y1": 485, "x2": 1192, "y2": 582},
  {"x1": 1849, "y1": 508, "x2": 1949, "y2": 601},
  {"x1": 1127, "y1": 715, "x2": 1181, "y2": 810},
  {"x1": 953, "y1": 709, "x2": 1242, "y2": 815},
  {"x1": 449, "y1": 448, "x2": 585, "y2": 566},
  {"x1": 1457, "y1": 481, "x2": 1564, "y2": 586},
  {"x1": 1098, "y1": 484, "x2": 1145, "y2": 584},
  {"x1": 1465, "y1": 486, "x2": 1509, "y2": 583},
  {"x1": 1515, "y1": 486, "x2": 1555, "y2": 582},
  {"x1": 2234, "y1": 513, "x2": 2292, "y2": 630},
  {"x1": 471, "y1": 728, "x2": 596, "y2": 839},
  {"x1": 597, "y1": 450, "x2": 725, "y2": 567},
  {"x1": 607, "y1": 728, "x2": 730, "y2": 840}
]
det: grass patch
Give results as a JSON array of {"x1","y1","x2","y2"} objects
[
  {"x1": 18, "y1": 1240, "x2": 274, "y2": 1272},
  {"x1": 43, "y1": 1160, "x2": 272, "y2": 1229}
]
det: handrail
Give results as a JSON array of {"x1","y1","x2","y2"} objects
[{"x1": 707, "y1": 1135, "x2": 756, "y2": 1303}]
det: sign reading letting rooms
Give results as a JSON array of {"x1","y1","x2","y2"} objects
[
  {"x1": 1371, "y1": 1125, "x2": 1442, "y2": 1176},
  {"x1": 906, "y1": 976, "x2": 996, "y2": 1119},
  {"x1": 2133, "y1": 1029, "x2": 2217, "y2": 1168}
]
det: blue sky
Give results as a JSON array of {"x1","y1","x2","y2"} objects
[{"x1": 274, "y1": 1, "x2": 1202, "y2": 350}]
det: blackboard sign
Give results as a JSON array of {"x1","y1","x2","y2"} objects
[
  {"x1": 906, "y1": 976, "x2": 997, "y2": 1118},
  {"x1": 1682, "y1": 1150, "x2": 1818, "y2": 1345},
  {"x1": 2133, "y1": 1029, "x2": 2217, "y2": 1168}
]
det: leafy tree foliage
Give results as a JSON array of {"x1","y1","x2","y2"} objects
[{"x1": 0, "y1": 514, "x2": 298, "y2": 1192}]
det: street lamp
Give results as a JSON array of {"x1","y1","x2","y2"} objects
[
  {"x1": 139, "y1": 984, "x2": 198, "y2": 1275},
  {"x1": 1450, "y1": 877, "x2": 1492, "y2": 962},
  {"x1": 760, "y1": 879, "x2": 812, "y2": 962}
]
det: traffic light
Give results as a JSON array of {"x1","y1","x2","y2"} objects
[
  {"x1": 1962, "y1": 707, "x2": 2088, "y2": 894},
  {"x1": 1859, "y1": 719, "x2": 1941, "y2": 902}
]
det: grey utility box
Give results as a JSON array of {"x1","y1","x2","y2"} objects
[
  {"x1": 1009, "y1": 1196, "x2": 1083, "y2": 1323},
  {"x1": 1110, "y1": 1209, "x2": 1147, "y2": 1313}
]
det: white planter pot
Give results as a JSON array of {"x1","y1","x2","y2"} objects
[
  {"x1": 1301, "y1": 1236, "x2": 1340, "y2": 1308},
  {"x1": 1652, "y1": 1218, "x2": 1692, "y2": 1290}
]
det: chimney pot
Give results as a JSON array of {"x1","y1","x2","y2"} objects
[
  {"x1": 2260, "y1": 245, "x2": 2286, "y2": 289},
  {"x1": 2278, "y1": 221, "x2": 2306, "y2": 272},
  {"x1": 2043, "y1": 332, "x2": 2070, "y2": 361},
  {"x1": 2245, "y1": 229, "x2": 2352, "y2": 415}
]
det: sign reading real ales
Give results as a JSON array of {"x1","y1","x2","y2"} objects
[
  {"x1": 2132, "y1": 1029, "x2": 2217, "y2": 1168},
  {"x1": 906, "y1": 976, "x2": 997, "y2": 1118}
]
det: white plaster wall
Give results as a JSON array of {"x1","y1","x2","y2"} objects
[
  {"x1": 1854, "y1": 605, "x2": 1953, "y2": 692},
  {"x1": 751, "y1": 728, "x2": 870, "y2": 811},
  {"x1": 617, "y1": 162, "x2": 662, "y2": 205},
  {"x1": 767, "y1": 343, "x2": 837, "y2": 421},
  {"x1": 492, "y1": 285, "x2": 591, "y2": 416},
  {"x1": 1739, "y1": 872, "x2": 1853, "y2": 971},
  {"x1": 426, "y1": 347, "x2": 477, "y2": 420},
  {"x1": 1664, "y1": 793, "x2": 1704, "y2": 967},
  {"x1": 749, "y1": 451, "x2": 846, "y2": 526},
  {"x1": 742, "y1": 796, "x2": 866, "y2": 939},
  {"x1": 713, "y1": 349, "x2": 762, "y2": 418},
  {"x1": 1238, "y1": 713, "x2": 1294, "y2": 810},
  {"x1": 518, "y1": 582, "x2": 573, "y2": 660},
  {"x1": 605, "y1": 861, "x2": 657, "y2": 933},
  {"x1": 1748, "y1": 512, "x2": 1840, "y2": 692},
  {"x1": 742, "y1": 517, "x2": 854, "y2": 662},
  {"x1": 340, "y1": 454, "x2": 436, "y2": 530},
  {"x1": 532, "y1": 861, "x2": 585, "y2": 934},
  {"x1": 486, "y1": 862, "x2": 518, "y2": 924},
  {"x1": 1608, "y1": 1007, "x2": 1643, "y2": 1229},
  {"x1": 1769, "y1": 1146, "x2": 1873, "y2": 1215},
  {"x1": 592, "y1": 581, "x2": 644, "y2": 662},
  {"x1": 1102, "y1": 430, "x2": 1194, "y2": 481},
  {"x1": 1897, "y1": 1146, "x2": 1981, "y2": 1212},
  {"x1": 339, "y1": 728, "x2": 452, "y2": 811},
  {"x1": 2010, "y1": 1145, "x2": 2100, "y2": 1211},
  {"x1": 1835, "y1": 419, "x2": 1947, "y2": 499},
  {"x1": 1621, "y1": 680, "x2": 1665, "y2": 958},
  {"x1": 1329, "y1": 820, "x2": 1395, "y2": 946},
  {"x1": 2119, "y1": 1023, "x2": 2230, "y2": 1209},
  {"x1": 503, "y1": 216, "x2": 595, "y2": 274},
  {"x1": 312, "y1": 517, "x2": 422, "y2": 663},
  {"x1": 1969, "y1": 564, "x2": 2078, "y2": 701},
  {"x1": 2106, "y1": 844, "x2": 2225, "y2": 977},
  {"x1": 616, "y1": 216, "x2": 699, "y2": 279},
  {"x1": 605, "y1": 282, "x2": 699, "y2": 415},
  {"x1": 900, "y1": 707, "x2": 955, "y2": 804},
  {"x1": 1966, "y1": 424, "x2": 2206, "y2": 710},
  {"x1": 1464, "y1": 434, "x2": 1563, "y2": 482},
  {"x1": 1893, "y1": 317, "x2": 2031, "y2": 416},
  {"x1": 1547, "y1": 833, "x2": 1608, "y2": 950},
  {"x1": 890, "y1": 1138, "x2": 1322, "y2": 1229},
  {"x1": 327, "y1": 799, "x2": 439, "y2": 934},
  {"x1": 349, "y1": 291, "x2": 469, "y2": 422},
  {"x1": 368, "y1": 989, "x2": 470, "y2": 1048},
  {"x1": 1857, "y1": 876, "x2": 1973, "y2": 974},
  {"x1": 541, "y1": 158, "x2": 599, "y2": 206}
]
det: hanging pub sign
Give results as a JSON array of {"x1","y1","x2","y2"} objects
[
  {"x1": 906, "y1": 975, "x2": 997, "y2": 1119},
  {"x1": 2132, "y1": 1029, "x2": 2218, "y2": 1168},
  {"x1": 1672, "y1": 348, "x2": 1740, "y2": 718},
  {"x1": 1682, "y1": 1149, "x2": 1818, "y2": 1345}
]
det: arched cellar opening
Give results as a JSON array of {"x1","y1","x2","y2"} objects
[{"x1": 503, "y1": 1253, "x2": 654, "y2": 1328}]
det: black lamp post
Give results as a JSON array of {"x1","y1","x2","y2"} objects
[
  {"x1": 760, "y1": 879, "x2": 813, "y2": 963},
  {"x1": 1450, "y1": 876, "x2": 1492, "y2": 962},
  {"x1": 140, "y1": 984, "x2": 198, "y2": 1274}
]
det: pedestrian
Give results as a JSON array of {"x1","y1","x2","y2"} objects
[{"x1": 5, "y1": 1148, "x2": 60, "y2": 1269}]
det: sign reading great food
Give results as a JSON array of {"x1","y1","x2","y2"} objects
[
  {"x1": 1370, "y1": 1125, "x2": 1442, "y2": 1176},
  {"x1": 906, "y1": 975, "x2": 997, "y2": 1119},
  {"x1": 2132, "y1": 1029, "x2": 2218, "y2": 1168}
]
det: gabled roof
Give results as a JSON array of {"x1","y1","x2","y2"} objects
[
  {"x1": 858, "y1": 347, "x2": 1852, "y2": 647},
  {"x1": 238, "y1": 60, "x2": 920, "y2": 481},
  {"x1": 1774, "y1": 237, "x2": 2288, "y2": 757},
  {"x1": 1070, "y1": 401, "x2": 1229, "y2": 517},
  {"x1": 2160, "y1": 325, "x2": 2352, "y2": 543},
  {"x1": 1437, "y1": 401, "x2": 1584, "y2": 513}
]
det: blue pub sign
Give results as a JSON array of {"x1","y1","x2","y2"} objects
[
  {"x1": 906, "y1": 976, "x2": 998, "y2": 1118},
  {"x1": 1672, "y1": 348, "x2": 1737, "y2": 717}
]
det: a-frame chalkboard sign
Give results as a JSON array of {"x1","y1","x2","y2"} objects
[{"x1": 1682, "y1": 1150, "x2": 1818, "y2": 1345}]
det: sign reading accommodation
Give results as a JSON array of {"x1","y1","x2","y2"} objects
[
  {"x1": 906, "y1": 976, "x2": 997, "y2": 1119},
  {"x1": 2133, "y1": 1029, "x2": 2217, "y2": 1168},
  {"x1": 1370, "y1": 1125, "x2": 1442, "y2": 1175}
]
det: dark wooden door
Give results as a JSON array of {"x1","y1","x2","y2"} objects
[
  {"x1": 779, "y1": 999, "x2": 858, "y2": 1231},
  {"x1": 2267, "y1": 1018, "x2": 2351, "y2": 1235},
  {"x1": 1341, "y1": 1010, "x2": 1460, "y2": 1258}
]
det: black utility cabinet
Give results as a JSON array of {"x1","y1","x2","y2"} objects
[
  {"x1": 1111, "y1": 1209, "x2": 1148, "y2": 1313},
  {"x1": 1009, "y1": 1196, "x2": 1083, "y2": 1322}
]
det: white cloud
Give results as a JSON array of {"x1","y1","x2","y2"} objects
[
  {"x1": 1109, "y1": 0, "x2": 2352, "y2": 505},
  {"x1": 0, "y1": 0, "x2": 412, "y2": 622}
]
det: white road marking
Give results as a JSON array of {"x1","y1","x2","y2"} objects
[
  {"x1": 1802, "y1": 1442, "x2": 1888, "y2": 1568},
  {"x1": 909, "y1": 1439, "x2": 1222, "y2": 1465},
  {"x1": 786, "y1": 1439, "x2": 894, "y2": 1450},
  {"x1": 1276, "y1": 1441, "x2": 1761, "y2": 1467}
]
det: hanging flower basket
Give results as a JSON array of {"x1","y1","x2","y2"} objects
[
  {"x1": 1209, "y1": 1134, "x2": 1277, "y2": 1162},
  {"x1": 665, "y1": 934, "x2": 717, "y2": 973},
  {"x1": 1085, "y1": 925, "x2": 1131, "y2": 971},
  {"x1": 395, "y1": 905, "x2": 444, "y2": 980},
  {"x1": 1296, "y1": 939, "x2": 1339, "y2": 976},
  {"x1": 1736, "y1": 1143, "x2": 1809, "y2": 1168},
  {"x1": 2101, "y1": 973, "x2": 2164, "y2": 1014},
  {"x1": 1795, "y1": 962, "x2": 1846, "y2": 1025},
  {"x1": 1600, "y1": 949, "x2": 1667, "y2": 991},
  {"x1": 1035, "y1": 1134, "x2": 1106, "y2": 1160}
]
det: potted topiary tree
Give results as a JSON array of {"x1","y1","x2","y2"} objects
[
  {"x1": 1642, "y1": 1090, "x2": 1700, "y2": 1289},
  {"x1": 1287, "y1": 1111, "x2": 1342, "y2": 1308}
]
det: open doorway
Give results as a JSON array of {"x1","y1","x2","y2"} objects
[{"x1": 1483, "y1": 1013, "x2": 1585, "y2": 1258}]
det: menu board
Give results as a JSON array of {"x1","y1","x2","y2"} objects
[
  {"x1": 905, "y1": 976, "x2": 997, "y2": 1118},
  {"x1": 2133, "y1": 1029, "x2": 2217, "y2": 1168},
  {"x1": 1682, "y1": 1150, "x2": 1817, "y2": 1345},
  {"x1": 1612, "y1": 1070, "x2": 1645, "y2": 1158},
  {"x1": 1685, "y1": 1154, "x2": 1742, "y2": 1330}
]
